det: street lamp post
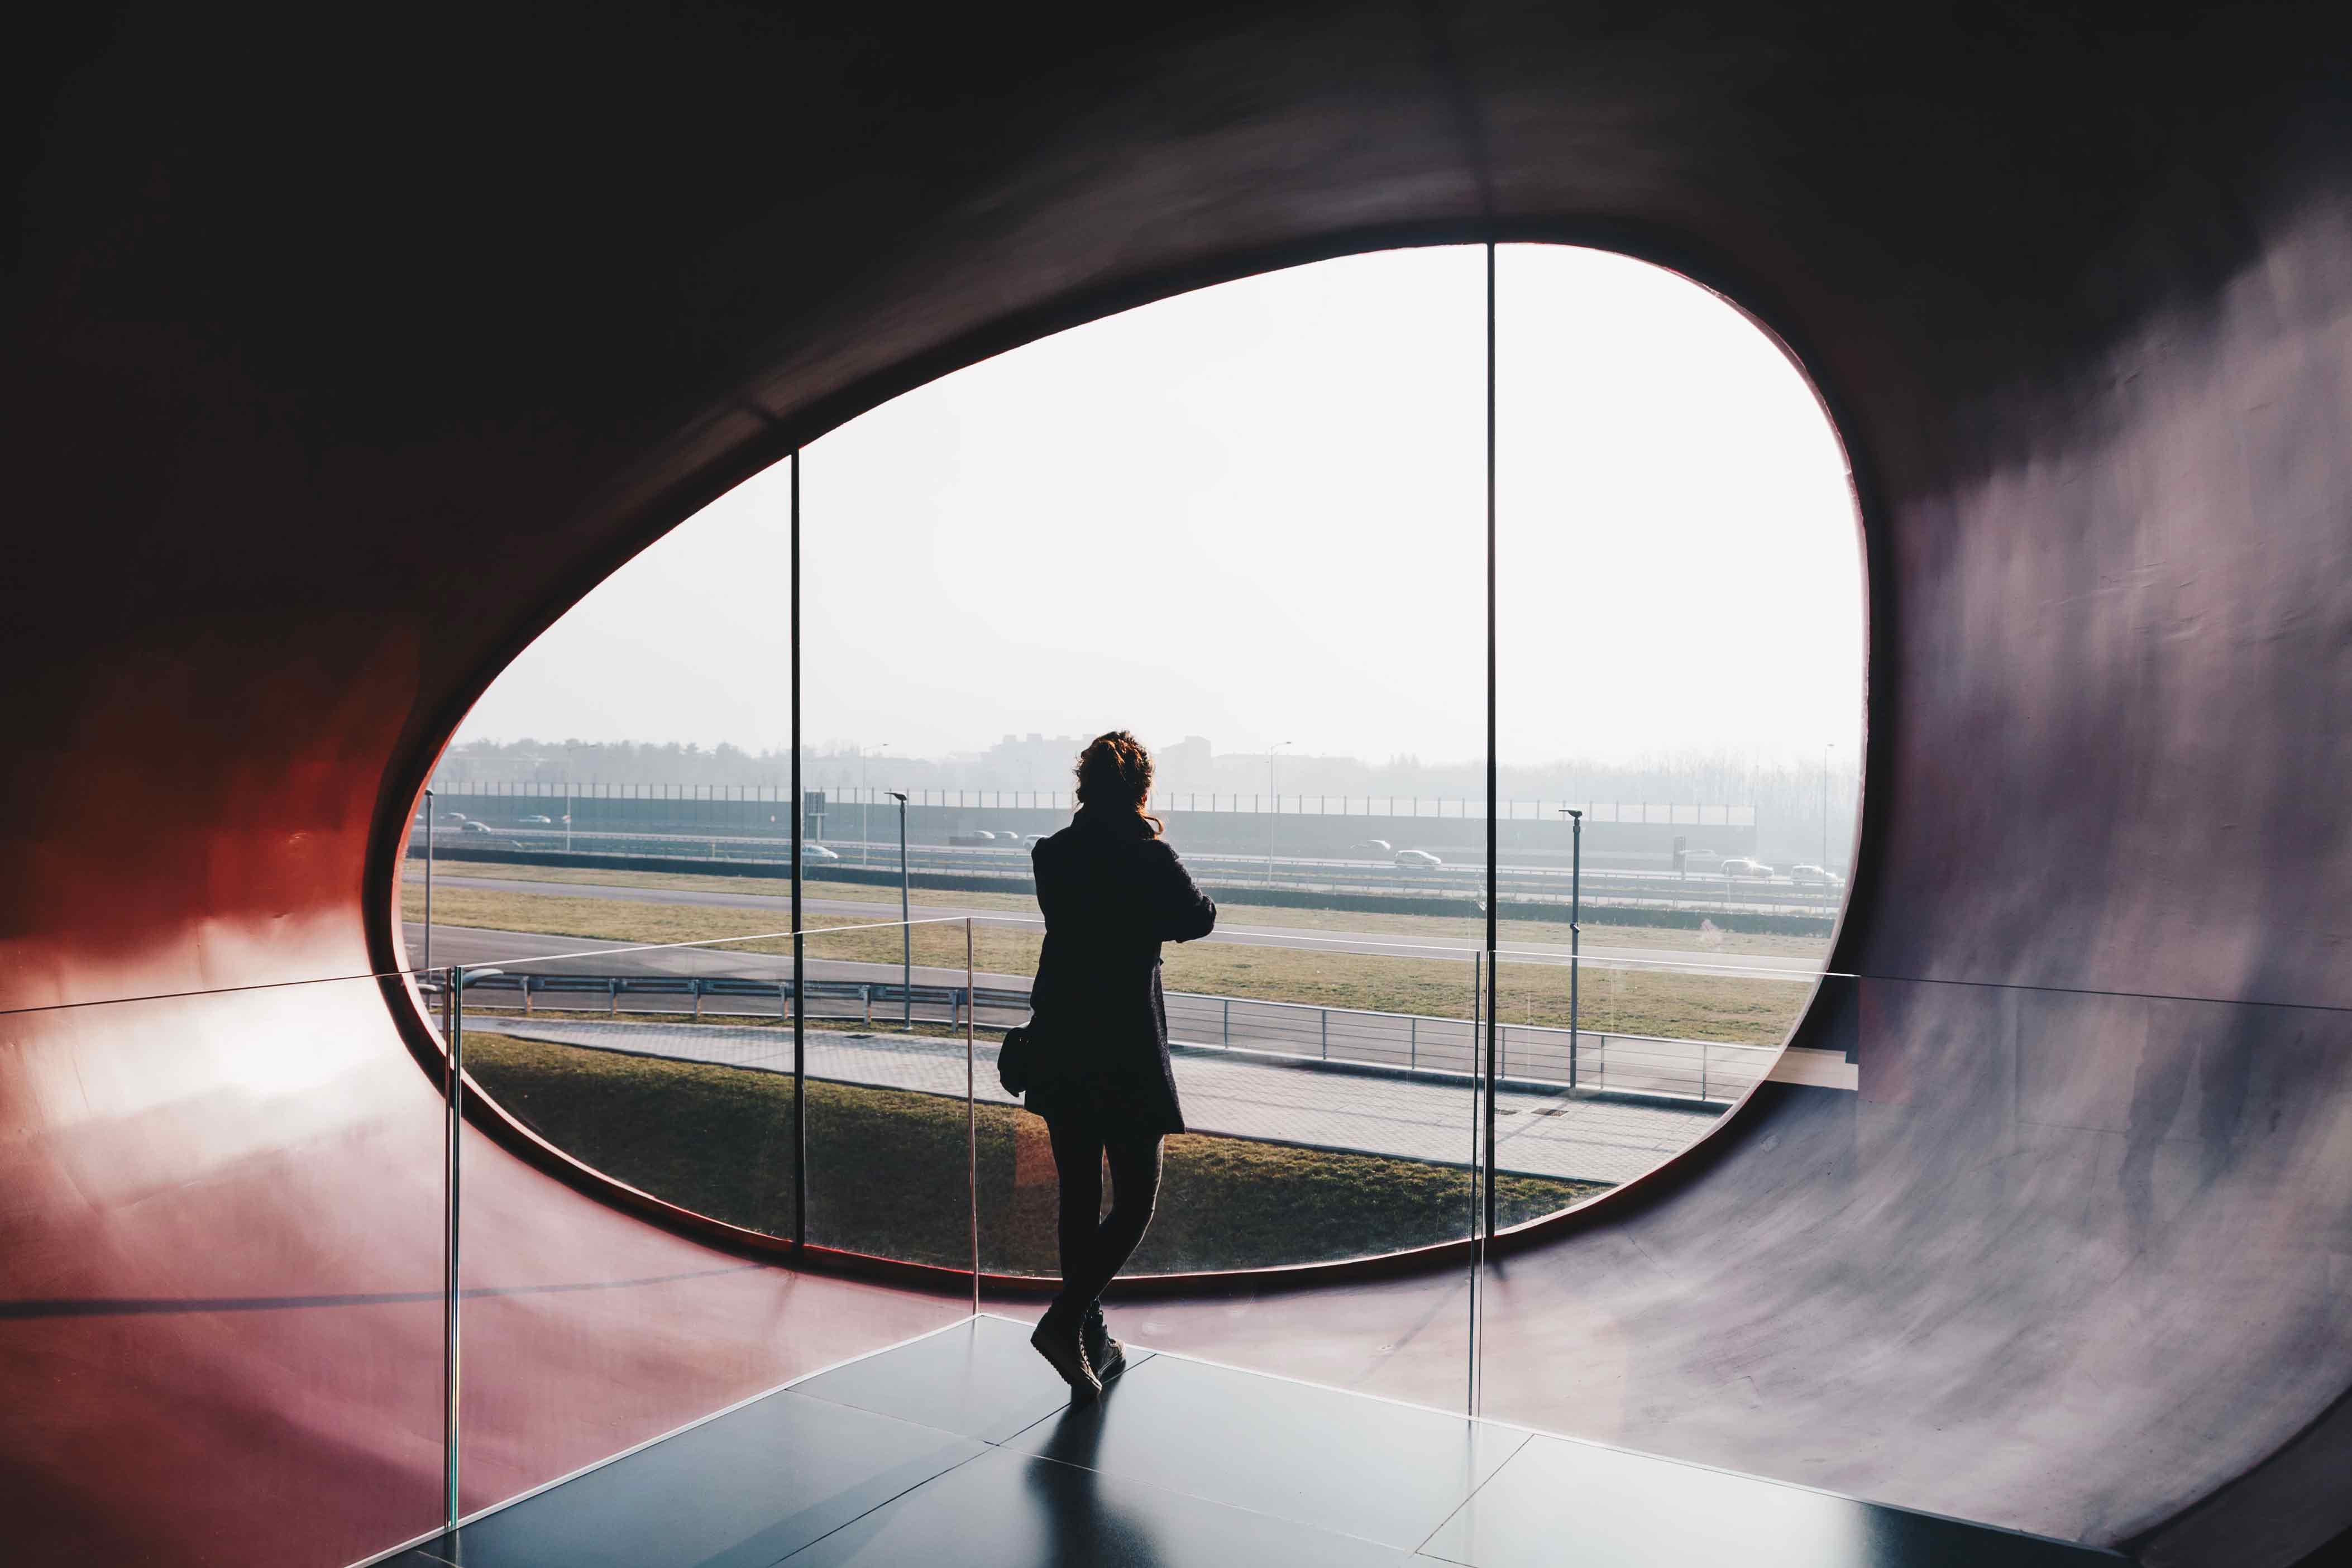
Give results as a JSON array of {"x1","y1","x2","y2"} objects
[
  {"x1": 1267, "y1": 740, "x2": 1292, "y2": 885},
  {"x1": 441, "y1": 963, "x2": 502, "y2": 1529},
  {"x1": 1562, "y1": 809, "x2": 1582, "y2": 1091},
  {"x1": 422, "y1": 788, "x2": 433, "y2": 976},
  {"x1": 890, "y1": 790, "x2": 911, "y2": 1027},
  {"x1": 1822, "y1": 742, "x2": 1834, "y2": 871},
  {"x1": 861, "y1": 743, "x2": 889, "y2": 868}
]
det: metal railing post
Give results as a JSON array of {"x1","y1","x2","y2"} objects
[
  {"x1": 1321, "y1": 1007, "x2": 1328, "y2": 1060},
  {"x1": 1566, "y1": 809, "x2": 1583, "y2": 1092},
  {"x1": 897, "y1": 795, "x2": 912, "y2": 1029},
  {"x1": 1468, "y1": 944, "x2": 1485, "y2": 1418},
  {"x1": 1223, "y1": 996, "x2": 1231, "y2": 1049},
  {"x1": 422, "y1": 789, "x2": 433, "y2": 976},
  {"x1": 442, "y1": 968, "x2": 459, "y2": 1529},
  {"x1": 967, "y1": 919, "x2": 978, "y2": 1312},
  {"x1": 1410, "y1": 1014, "x2": 1417, "y2": 1070}
]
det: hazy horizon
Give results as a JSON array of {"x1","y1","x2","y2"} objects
[{"x1": 458, "y1": 244, "x2": 1863, "y2": 775}]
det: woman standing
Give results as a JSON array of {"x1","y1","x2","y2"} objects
[{"x1": 1024, "y1": 732, "x2": 1216, "y2": 1397}]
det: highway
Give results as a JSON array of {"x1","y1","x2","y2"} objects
[
  {"x1": 418, "y1": 826, "x2": 1844, "y2": 915},
  {"x1": 405, "y1": 872, "x2": 1827, "y2": 981}
]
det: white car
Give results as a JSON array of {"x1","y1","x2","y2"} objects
[
  {"x1": 460, "y1": 820, "x2": 494, "y2": 834},
  {"x1": 519, "y1": 814, "x2": 552, "y2": 825},
  {"x1": 1790, "y1": 863, "x2": 1845, "y2": 889},
  {"x1": 804, "y1": 843, "x2": 840, "y2": 862},
  {"x1": 1349, "y1": 839, "x2": 1393, "y2": 855},
  {"x1": 1394, "y1": 849, "x2": 1443, "y2": 868},
  {"x1": 1721, "y1": 857, "x2": 1775, "y2": 879}
]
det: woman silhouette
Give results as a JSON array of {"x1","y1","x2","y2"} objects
[{"x1": 1024, "y1": 732, "x2": 1216, "y2": 1397}]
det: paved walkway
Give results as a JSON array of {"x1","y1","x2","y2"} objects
[
  {"x1": 482, "y1": 1016, "x2": 1722, "y2": 1185},
  {"x1": 413, "y1": 921, "x2": 1777, "y2": 1102}
]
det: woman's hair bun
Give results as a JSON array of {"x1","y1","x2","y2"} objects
[{"x1": 1075, "y1": 731, "x2": 1154, "y2": 811}]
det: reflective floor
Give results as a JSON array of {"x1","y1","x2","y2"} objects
[{"x1": 389, "y1": 1314, "x2": 2118, "y2": 1567}]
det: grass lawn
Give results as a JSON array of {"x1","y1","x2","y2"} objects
[
  {"x1": 409, "y1": 883, "x2": 1813, "y2": 1046},
  {"x1": 405, "y1": 856, "x2": 1832, "y2": 957},
  {"x1": 466, "y1": 1032, "x2": 1601, "y2": 1275}
]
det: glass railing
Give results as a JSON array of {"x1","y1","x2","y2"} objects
[
  {"x1": 4, "y1": 969, "x2": 453, "y2": 1564},
  {"x1": 66, "y1": 917, "x2": 2352, "y2": 1553},
  {"x1": 968, "y1": 918, "x2": 1489, "y2": 1280},
  {"x1": 6, "y1": 908, "x2": 1845, "y2": 1550},
  {"x1": 430, "y1": 912, "x2": 1814, "y2": 1285}
]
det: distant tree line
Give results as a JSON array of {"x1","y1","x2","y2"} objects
[{"x1": 435, "y1": 735, "x2": 1860, "y2": 863}]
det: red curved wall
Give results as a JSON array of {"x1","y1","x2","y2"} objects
[{"x1": 8, "y1": 6, "x2": 2352, "y2": 1565}]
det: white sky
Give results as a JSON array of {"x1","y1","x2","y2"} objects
[{"x1": 460, "y1": 245, "x2": 1863, "y2": 770}]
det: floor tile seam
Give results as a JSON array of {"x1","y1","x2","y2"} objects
[
  {"x1": 408, "y1": 1312, "x2": 983, "y2": 1552},
  {"x1": 764, "y1": 1438, "x2": 1003, "y2": 1567},
  {"x1": 1028, "y1": 1311, "x2": 2053, "y2": 1540},
  {"x1": 776, "y1": 1379, "x2": 1025, "y2": 1449},
  {"x1": 981, "y1": 1349, "x2": 1165, "y2": 1447},
  {"x1": 1407, "y1": 1427, "x2": 1536, "y2": 1558},
  {"x1": 978, "y1": 1334, "x2": 1516, "y2": 1556},
  {"x1": 999, "y1": 1318, "x2": 1508, "y2": 1441},
  {"x1": 1013, "y1": 1441, "x2": 1442, "y2": 1559},
  {"x1": 1046, "y1": 1316, "x2": 1739, "y2": 1488},
  {"x1": 992, "y1": 1306, "x2": 2111, "y2": 1551},
  {"x1": 1437, "y1": 1425, "x2": 2128, "y2": 1558}
]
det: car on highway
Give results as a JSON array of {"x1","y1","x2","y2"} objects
[
  {"x1": 1394, "y1": 849, "x2": 1443, "y2": 868},
  {"x1": 948, "y1": 831, "x2": 998, "y2": 847},
  {"x1": 460, "y1": 820, "x2": 493, "y2": 834},
  {"x1": 1789, "y1": 863, "x2": 1845, "y2": 888},
  {"x1": 805, "y1": 844, "x2": 840, "y2": 862},
  {"x1": 1720, "y1": 857, "x2": 1775, "y2": 879},
  {"x1": 1349, "y1": 839, "x2": 1394, "y2": 854},
  {"x1": 519, "y1": 813, "x2": 552, "y2": 825}
]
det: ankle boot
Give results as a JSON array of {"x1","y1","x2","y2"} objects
[
  {"x1": 1083, "y1": 1301, "x2": 1126, "y2": 1382},
  {"x1": 1031, "y1": 1303, "x2": 1101, "y2": 1400}
]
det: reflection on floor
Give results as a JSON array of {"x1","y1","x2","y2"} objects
[{"x1": 388, "y1": 1314, "x2": 2117, "y2": 1567}]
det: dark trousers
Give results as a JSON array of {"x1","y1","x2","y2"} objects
[{"x1": 1045, "y1": 1118, "x2": 1164, "y2": 1314}]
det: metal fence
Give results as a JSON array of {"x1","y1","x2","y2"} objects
[
  {"x1": 1164, "y1": 991, "x2": 1772, "y2": 1103},
  {"x1": 428, "y1": 778, "x2": 1758, "y2": 825},
  {"x1": 445, "y1": 970, "x2": 1028, "y2": 1028},
  {"x1": 410, "y1": 828, "x2": 1841, "y2": 915}
]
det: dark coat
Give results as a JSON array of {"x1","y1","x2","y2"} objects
[{"x1": 1023, "y1": 809, "x2": 1217, "y2": 1135}]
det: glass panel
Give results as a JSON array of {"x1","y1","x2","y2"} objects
[
  {"x1": 1490, "y1": 240, "x2": 1865, "y2": 1210},
  {"x1": 796, "y1": 917, "x2": 985, "y2": 1275},
  {"x1": 972, "y1": 930, "x2": 1511, "y2": 1282},
  {"x1": 452, "y1": 925, "x2": 965, "y2": 1518},
  {"x1": 804, "y1": 246, "x2": 1489, "y2": 1409},
  {"x1": 455, "y1": 934, "x2": 802, "y2": 1246},
  {"x1": 3, "y1": 973, "x2": 446, "y2": 1564},
  {"x1": 404, "y1": 453, "x2": 801, "y2": 984}
]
